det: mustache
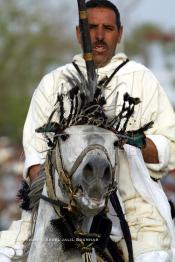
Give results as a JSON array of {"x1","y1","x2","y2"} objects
[{"x1": 93, "y1": 40, "x2": 108, "y2": 49}]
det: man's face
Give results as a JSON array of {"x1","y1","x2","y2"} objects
[{"x1": 76, "y1": 7, "x2": 123, "y2": 68}]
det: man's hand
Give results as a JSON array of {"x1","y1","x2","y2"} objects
[
  {"x1": 141, "y1": 138, "x2": 159, "y2": 164},
  {"x1": 28, "y1": 164, "x2": 41, "y2": 182}
]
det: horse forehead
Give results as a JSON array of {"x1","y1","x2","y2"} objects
[
  {"x1": 59, "y1": 125, "x2": 117, "y2": 172},
  {"x1": 65, "y1": 125, "x2": 117, "y2": 143}
]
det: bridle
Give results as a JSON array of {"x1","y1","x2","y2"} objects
[
  {"x1": 40, "y1": 130, "x2": 126, "y2": 262},
  {"x1": 43, "y1": 135, "x2": 118, "y2": 217}
]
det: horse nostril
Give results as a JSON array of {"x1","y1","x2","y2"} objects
[
  {"x1": 83, "y1": 163, "x2": 93, "y2": 180},
  {"x1": 103, "y1": 166, "x2": 111, "y2": 181}
]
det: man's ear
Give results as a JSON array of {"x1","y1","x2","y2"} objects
[
  {"x1": 118, "y1": 26, "x2": 123, "y2": 43},
  {"x1": 76, "y1": 26, "x2": 82, "y2": 45}
]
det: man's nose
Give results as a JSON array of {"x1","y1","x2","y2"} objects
[{"x1": 95, "y1": 27, "x2": 105, "y2": 41}]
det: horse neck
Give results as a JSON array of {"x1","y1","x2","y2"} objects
[{"x1": 27, "y1": 185, "x2": 88, "y2": 262}]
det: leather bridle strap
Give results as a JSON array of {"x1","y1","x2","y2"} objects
[
  {"x1": 43, "y1": 152, "x2": 63, "y2": 217},
  {"x1": 44, "y1": 142, "x2": 117, "y2": 214},
  {"x1": 68, "y1": 144, "x2": 114, "y2": 179}
]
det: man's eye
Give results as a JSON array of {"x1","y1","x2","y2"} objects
[
  {"x1": 89, "y1": 25, "x2": 97, "y2": 29},
  {"x1": 105, "y1": 26, "x2": 113, "y2": 31}
]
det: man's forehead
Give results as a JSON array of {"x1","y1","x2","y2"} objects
[
  {"x1": 87, "y1": 6, "x2": 116, "y2": 15},
  {"x1": 87, "y1": 7, "x2": 116, "y2": 23}
]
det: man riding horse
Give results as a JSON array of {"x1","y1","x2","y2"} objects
[{"x1": 0, "y1": 0, "x2": 175, "y2": 261}]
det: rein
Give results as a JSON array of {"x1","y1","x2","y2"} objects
[{"x1": 43, "y1": 152, "x2": 64, "y2": 217}]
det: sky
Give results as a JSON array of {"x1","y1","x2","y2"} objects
[{"x1": 131, "y1": 0, "x2": 175, "y2": 30}]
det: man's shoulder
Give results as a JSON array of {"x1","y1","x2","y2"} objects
[
  {"x1": 127, "y1": 60, "x2": 149, "y2": 72},
  {"x1": 33, "y1": 61, "x2": 76, "y2": 99},
  {"x1": 41, "y1": 54, "x2": 85, "y2": 87},
  {"x1": 123, "y1": 60, "x2": 160, "y2": 92},
  {"x1": 102, "y1": 53, "x2": 151, "y2": 76},
  {"x1": 119, "y1": 58, "x2": 158, "y2": 84},
  {"x1": 121, "y1": 59, "x2": 152, "y2": 76},
  {"x1": 48, "y1": 54, "x2": 84, "y2": 77},
  {"x1": 44, "y1": 62, "x2": 75, "y2": 80}
]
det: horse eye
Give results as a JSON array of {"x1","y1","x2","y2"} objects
[
  {"x1": 61, "y1": 134, "x2": 69, "y2": 141},
  {"x1": 114, "y1": 140, "x2": 118, "y2": 147}
]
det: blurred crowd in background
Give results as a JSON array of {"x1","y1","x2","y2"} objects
[{"x1": 0, "y1": 136, "x2": 23, "y2": 230}]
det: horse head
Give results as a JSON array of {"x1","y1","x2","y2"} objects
[{"x1": 55, "y1": 125, "x2": 118, "y2": 216}]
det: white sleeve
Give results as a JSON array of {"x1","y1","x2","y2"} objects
[
  {"x1": 141, "y1": 71, "x2": 175, "y2": 173},
  {"x1": 23, "y1": 73, "x2": 56, "y2": 178}
]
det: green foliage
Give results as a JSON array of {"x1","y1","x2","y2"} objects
[
  {"x1": 124, "y1": 23, "x2": 175, "y2": 91},
  {"x1": 124, "y1": 23, "x2": 163, "y2": 66},
  {"x1": 0, "y1": 0, "x2": 79, "y2": 142}
]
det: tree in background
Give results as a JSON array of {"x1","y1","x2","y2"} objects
[
  {"x1": 124, "y1": 23, "x2": 175, "y2": 67},
  {"x1": 124, "y1": 23, "x2": 175, "y2": 108},
  {"x1": 124, "y1": 24, "x2": 162, "y2": 66},
  {"x1": 0, "y1": 0, "x2": 78, "y2": 142}
]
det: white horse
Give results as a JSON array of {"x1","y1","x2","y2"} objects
[{"x1": 26, "y1": 125, "x2": 122, "y2": 262}]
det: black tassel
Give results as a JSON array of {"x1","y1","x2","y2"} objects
[
  {"x1": 35, "y1": 122, "x2": 63, "y2": 134},
  {"x1": 72, "y1": 85, "x2": 79, "y2": 96},
  {"x1": 98, "y1": 97, "x2": 106, "y2": 106},
  {"x1": 17, "y1": 181, "x2": 31, "y2": 210},
  {"x1": 94, "y1": 87, "x2": 101, "y2": 99},
  {"x1": 57, "y1": 94, "x2": 65, "y2": 126},
  {"x1": 79, "y1": 93, "x2": 86, "y2": 113},
  {"x1": 73, "y1": 94, "x2": 79, "y2": 121},
  {"x1": 123, "y1": 92, "x2": 130, "y2": 101},
  {"x1": 67, "y1": 92, "x2": 74, "y2": 127},
  {"x1": 51, "y1": 218, "x2": 77, "y2": 251},
  {"x1": 90, "y1": 213, "x2": 112, "y2": 250}
]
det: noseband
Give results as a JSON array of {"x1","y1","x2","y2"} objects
[{"x1": 43, "y1": 138, "x2": 118, "y2": 217}]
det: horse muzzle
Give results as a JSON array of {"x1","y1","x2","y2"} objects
[{"x1": 71, "y1": 149, "x2": 113, "y2": 216}]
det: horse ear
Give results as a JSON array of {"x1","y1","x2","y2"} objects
[{"x1": 35, "y1": 122, "x2": 63, "y2": 134}]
